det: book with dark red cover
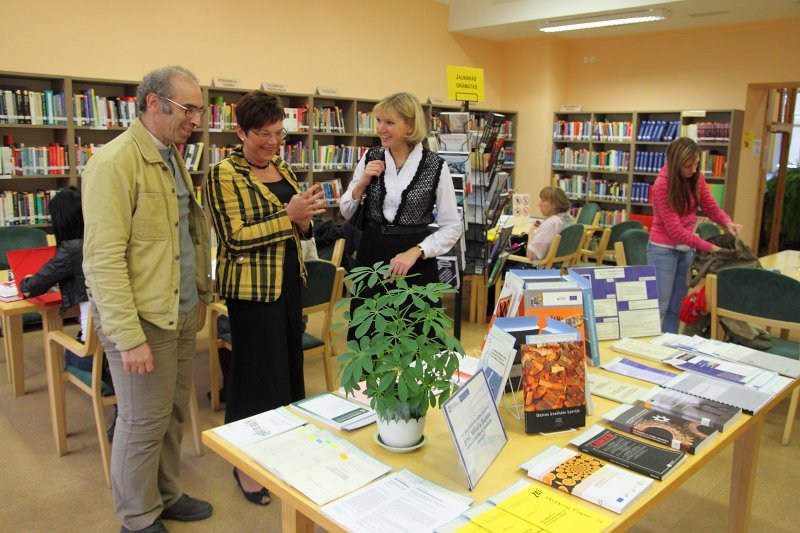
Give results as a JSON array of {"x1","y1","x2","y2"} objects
[{"x1": 6, "y1": 245, "x2": 62, "y2": 306}]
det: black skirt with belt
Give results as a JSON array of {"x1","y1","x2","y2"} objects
[{"x1": 348, "y1": 224, "x2": 438, "y2": 340}]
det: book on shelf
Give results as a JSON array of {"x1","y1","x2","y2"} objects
[
  {"x1": 639, "y1": 386, "x2": 742, "y2": 433},
  {"x1": 570, "y1": 425, "x2": 686, "y2": 481},
  {"x1": 519, "y1": 317, "x2": 587, "y2": 434},
  {"x1": 521, "y1": 444, "x2": 653, "y2": 514},
  {"x1": 602, "y1": 403, "x2": 717, "y2": 454}
]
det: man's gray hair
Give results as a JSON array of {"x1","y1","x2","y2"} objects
[{"x1": 136, "y1": 66, "x2": 199, "y2": 113}]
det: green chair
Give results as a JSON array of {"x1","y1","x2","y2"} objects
[
  {"x1": 576, "y1": 202, "x2": 601, "y2": 227},
  {"x1": 0, "y1": 226, "x2": 49, "y2": 270},
  {"x1": 0, "y1": 226, "x2": 49, "y2": 329},
  {"x1": 614, "y1": 228, "x2": 650, "y2": 266},
  {"x1": 707, "y1": 268, "x2": 800, "y2": 445},
  {"x1": 581, "y1": 220, "x2": 645, "y2": 266},
  {"x1": 696, "y1": 221, "x2": 722, "y2": 240}
]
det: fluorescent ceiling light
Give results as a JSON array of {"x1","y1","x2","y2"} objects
[{"x1": 539, "y1": 9, "x2": 669, "y2": 33}]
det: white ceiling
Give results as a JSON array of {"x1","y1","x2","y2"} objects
[{"x1": 435, "y1": 0, "x2": 800, "y2": 41}]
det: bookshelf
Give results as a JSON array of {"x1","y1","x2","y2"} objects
[
  {"x1": 1, "y1": 71, "x2": 517, "y2": 230},
  {"x1": 552, "y1": 109, "x2": 743, "y2": 230}
]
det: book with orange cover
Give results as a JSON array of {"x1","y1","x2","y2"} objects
[{"x1": 6, "y1": 245, "x2": 62, "y2": 306}]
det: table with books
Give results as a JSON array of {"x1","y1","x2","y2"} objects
[
  {"x1": 760, "y1": 249, "x2": 800, "y2": 281},
  {"x1": 0, "y1": 270, "x2": 63, "y2": 397},
  {"x1": 202, "y1": 337, "x2": 800, "y2": 533}
]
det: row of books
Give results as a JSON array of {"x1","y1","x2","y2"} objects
[
  {"x1": 298, "y1": 179, "x2": 342, "y2": 206},
  {"x1": 0, "y1": 189, "x2": 58, "y2": 226},
  {"x1": 598, "y1": 208, "x2": 628, "y2": 227},
  {"x1": 208, "y1": 144, "x2": 237, "y2": 166},
  {"x1": 1, "y1": 88, "x2": 68, "y2": 125},
  {"x1": 498, "y1": 146, "x2": 514, "y2": 166},
  {"x1": 281, "y1": 141, "x2": 310, "y2": 169},
  {"x1": 431, "y1": 114, "x2": 514, "y2": 138},
  {"x1": 73, "y1": 90, "x2": 138, "y2": 128},
  {"x1": 74, "y1": 143, "x2": 106, "y2": 172},
  {"x1": 311, "y1": 143, "x2": 363, "y2": 171},
  {"x1": 701, "y1": 150, "x2": 727, "y2": 177},
  {"x1": 209, "y1": 97, "x2": 237, "y2": 130},
  {"x1": 631, "y1": 181, "x2": 653, "y2": 204},
  {"x1": 634, "y1": 150, "x2": 667, "y2": 173},
  {"x1": 587, "y1": 179, "x2": 628, "y2": 202},
  {"x1": 283, "y1": 106, "x2": 310, "y2": 132},
  {"x1": 311, "y1": 106, "x2": 346, "y2": 134},
  {"x1": 590, "y1": 150, "x2": 630, "y2": 172},
  {"x1": 707, "y1": 182, "x2": 725, "y2": 206},
  {"x1": 553, "y1": 119, "x2": 591, "y2": 141},
  {"x1": 356, "y1": 111, "x2": 376, "y2": 135},
  {"x1": 553, "y1": 173, "x2": 587, "y2": 198},
  {"x1": 175, "y1": 142, "x2": 204, "y2": 172},
  {"x1": 592, "y1": 121, "x2": 632, "y2": 142},
  {"x1": 681, "y1": 121, "x2": 731, "y2": 143},
  {"x1": 0, "y1": 144, "x2": 69, "y2": 176},
  {"x1": 636, "y1": 120, "x2": 680, "y2": 142},
  {"x1": 552, "y1": 147, "x2": 590, "y2": 169}
]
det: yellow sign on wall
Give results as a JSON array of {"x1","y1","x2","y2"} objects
[{"x1": 446, "y1": 65, "x2": 485, "y2": 102}]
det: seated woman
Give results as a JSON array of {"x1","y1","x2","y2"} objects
[{"x1": 526, "y1": 186, "x2": 575, "y2": 261}]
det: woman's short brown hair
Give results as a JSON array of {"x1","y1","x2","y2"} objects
[
  {"x1": 539, "y1": 186, "x2": 571, "y2": 213},
  {"x1": 235, "y1": 90, "x2": 284, "y2": 133}
]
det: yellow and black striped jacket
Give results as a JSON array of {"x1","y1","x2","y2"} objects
[{"x1": 206, "y1": 148, "x2": 305, "y2": 302}]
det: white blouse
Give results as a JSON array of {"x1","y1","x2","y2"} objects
[{"x1": 340, "y1": 143, "x2": 462, "y2": 258}]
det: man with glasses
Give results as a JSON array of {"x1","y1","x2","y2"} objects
[{"x1": 82, "y1": 65, "x2": 213, "y2": 533}]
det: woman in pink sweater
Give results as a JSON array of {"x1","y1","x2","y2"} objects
[{"x1": 647, "y1": 137, "x2": 742, "y2": 333}]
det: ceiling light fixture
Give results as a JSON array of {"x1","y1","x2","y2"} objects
[{"x1": 538, "y1": 9, "x2": 669, "y2": 33}]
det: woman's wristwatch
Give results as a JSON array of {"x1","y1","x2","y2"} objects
[{"x1": 416, "y1": 245, "x2": 425, "y2": 259}]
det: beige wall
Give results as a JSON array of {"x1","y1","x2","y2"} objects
[{"x1": 0, "y1": 0, "x2": 502, "y2": 106}]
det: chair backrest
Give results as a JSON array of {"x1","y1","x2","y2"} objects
[
  {"x1": 302, "y1": 260, "x2": 340, "y2": 310},
  {"x1": 608, "y1": 220, "x2": 645, "y2": 246},
  {"x1": 0, "y1": 226, "x2": 49, "y2": 269},
  {"x1": 710, "y1": 268, "x2": 800, "y2": 327},
  {"x1": 696, "y1": 221, "x2": 722, "y2": 240},
  {"x1": 553, "y1": 223, "x2": 586, "y2": 267},
  {"x1": 329, "y1": 238, "x2": 345, "y2": 268},
  {"x1": 614, "y1": 228, "x2": 649, "y2": 266},
  {"x1": 576, "y1": 202, "x2": 601, "y2": 226}
]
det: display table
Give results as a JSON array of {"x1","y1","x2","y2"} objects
[
  {"x1": 760, "y1": 249, "x2": 800, "y2": 280},
  {"x1": 0, "y1": 271, "x2": 63, "y2": 397},
  {"x1": 203, "y1": 340, "x2": 799, "y2": 533}
]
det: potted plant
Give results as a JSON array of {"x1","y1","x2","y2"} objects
[{"x1": 336, "y1": 262, "x2": 464, "y2": 449}]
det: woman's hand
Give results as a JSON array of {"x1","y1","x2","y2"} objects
[
  {"x1": 353, "y1": 160, "x2": 385, "y2": 200},
  {"x1": 388, "y1": 247, "x2": 423, "y2": 277},
  {"x1": 710, "y1": 245, "x2": 721, "y2": 253},
  {"x1": 725, "y1": 221, "x2": 743, "y2": 237},
  {"x1": 284, "y1": 184, "x2": 326, "y2": 231}
]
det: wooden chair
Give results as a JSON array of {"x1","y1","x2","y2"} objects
[
  {"x1": 614, "y1": 228, "x2": 650, "y2": 266},
  {"x1": 207, "y1": 260, "x2": 346, "y2": 410},
  {"x1": 507, "y1": 223, "x2": 586, "y2": 270},
  {"x1": 46, "y1": 309, "x2": 204, "y2": 487},
  {"x1": 706, "y1": 268, "x2": 800, "y2": 445},
  {"x1": 576, "y1": 202, "x2": 601, "y2": 228},
  {"x1": 696, "y1": 221, "x2": 723, "y2": 240}
]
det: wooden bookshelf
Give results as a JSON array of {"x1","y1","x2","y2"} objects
[
  {"x1": 551, "y1": 109, "x2": 743, "y2": 229},
  {"x1": 1, "y1": 71, "x2": 518, "y2": 231}
]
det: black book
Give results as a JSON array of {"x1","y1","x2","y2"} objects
[
  {"x1": 603, "y1": 403, "x2": 717, "y2": 454},
  {"x1": 570, "y1": 425, "x2": 686, "y2": 481}
]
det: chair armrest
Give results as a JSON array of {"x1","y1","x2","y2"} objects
[
  {"x1": 48, "y1": 330, "x2": 90, "y2": 357},
  {"x1": 507, "y1": 254, "x2": 541, "y2": 267}
]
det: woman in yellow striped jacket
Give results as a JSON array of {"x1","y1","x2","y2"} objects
[{"x1": 205, "y1": 90, "x2": 324, "y2": 506}]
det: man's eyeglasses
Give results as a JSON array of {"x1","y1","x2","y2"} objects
[
  {"x1": 253, "y1": 128, "x2": 288, "y2": 140},
  {"x1": 159, "y1": 94, "x2": 206, "y2": 119}
]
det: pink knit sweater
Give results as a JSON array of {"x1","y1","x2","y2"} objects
[{"x1": 649, "y1": 165, "x2": 731, "y2": 253}]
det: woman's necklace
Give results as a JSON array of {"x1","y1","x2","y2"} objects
[{"x1": 245, "y1": 157, "x2": 270, "y2": 170}]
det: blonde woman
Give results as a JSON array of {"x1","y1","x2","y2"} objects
[{"x1": 527, "y1": 186, "x2": 575, "y2": 261}]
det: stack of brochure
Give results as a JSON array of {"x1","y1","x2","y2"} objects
[{"x1": 290, "y1": 391, "x2": 376, "y2": 430}]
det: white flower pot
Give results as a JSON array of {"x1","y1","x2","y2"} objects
[{"x1": 377, "y1": 416, "x2": 426, "y2": 449}]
